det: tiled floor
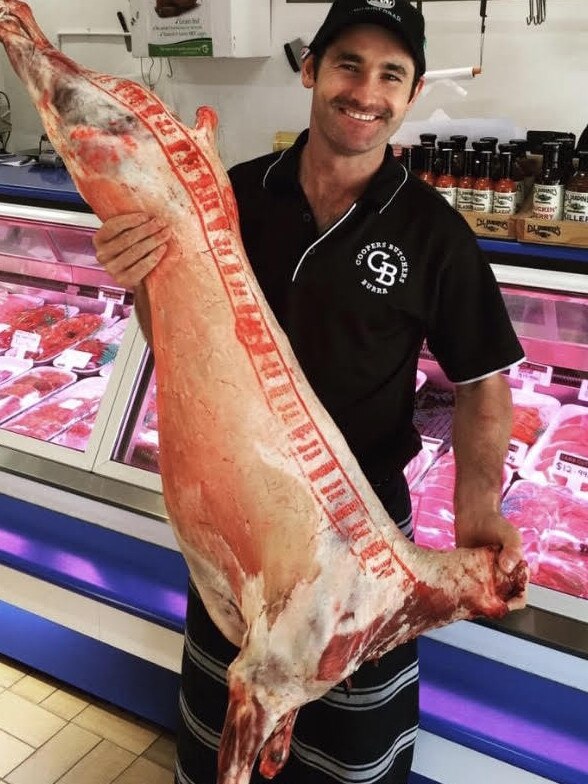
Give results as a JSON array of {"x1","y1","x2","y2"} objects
[{"x1": 0, "y1": 656, "x2": 176, "y2": 784}]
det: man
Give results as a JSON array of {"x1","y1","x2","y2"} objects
[{"x1": 93, "y1": 1, "x2": 524, "y2": 782}]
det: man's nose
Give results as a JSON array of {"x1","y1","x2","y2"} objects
[{"x1": 346, "y1": 73, "x2": 382, "y2": 109}]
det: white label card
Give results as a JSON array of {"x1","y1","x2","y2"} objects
[
  {"x1": 552, "y1": 450, "x2": 588, "y2": 492},
  {"x1": 579, "y1": 380, "x2": 588, "y2": 403},
  {"x1": 510, "y1": 360, "x2": 553, "y2": 388},
  {"x1": 99, "y1": 286, "x2": 125, "y2": 319},
  {"x1": 55, "y1": 349, "x2": 93, "y2": 371},
  {"x1": 11, "y1": 330, "x2": 41, "y2": 358},
  {"x1": 506, "y1": 438, "x2": 529, "y2": 468},
  {"x1": 60, "y1": 399, "x2": 84, "y2": 410},
  {"x1": 0, "y1": 323, "x2": 10, "y2": 333}
]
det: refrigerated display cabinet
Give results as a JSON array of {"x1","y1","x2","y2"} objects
[{"x1": 0, "y1": 171, "x2": 586, "y2": 784}]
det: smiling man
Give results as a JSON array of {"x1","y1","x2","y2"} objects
[{"x1": 94, "y1": 2, "x2": 525, "y2": 783}]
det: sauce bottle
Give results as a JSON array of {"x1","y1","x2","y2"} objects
[
  {"x1": 401, "y1": 146, "x2": 414, "y2": 173},
  {"x1": 471, "y1": 141, "x2": 486, "y2": 180},
  {"x1": 499, "y1": 143, "x2": 525, "y2": 210},
  {"x1": 532, "y1": 142, "x2": 565, "y2": 220},
  {"x1": 510, "y1": 139, "x2": 534, "y2": 197},
  {"x1": 436, "y1": 140, "x2": 455, "y2": 177},
  {"x1": 435, "y1": 148, "x2": 457, "y2": 208},
  {"x1": 479, "y1": 136, "x2": 499, "y2": 154},
  {"x1": 450, "y1": 134, "x2": 467, "y2": 177},
  {"x1": 420, "y1": 133, "x2": 437, "y2": 148},
  {"x1": 493, "y1": 152, "x2": 517, "y2": 215},
  {"x1": 563, "y1": 150, "x2": 588, "y2": 222},
  {"x1": 472, "y1": 151, "x2": 494, "y2": 213},
  {"x1": 556, "y1": 138, "x2": 576, "y2": 183},
  {"x1": 456, "y1": 149, "x2": 475, "y2": 212},
  {"x1": 418, "y1": 145, "x2": 437, "y2": 187}
]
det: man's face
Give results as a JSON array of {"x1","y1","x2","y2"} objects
[{"x1": 302, "y1": 24, "x2": 423, "y2": 158}]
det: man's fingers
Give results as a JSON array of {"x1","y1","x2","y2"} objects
[
  {"x1": 109, "y1": 225, "x2": 170, "y2": 271},
  {"x1": 113, "y1": 244, "x2": 168, "y2": 288},
  {"x1": 93, "y1": 212, "x2": 151, "y2": 245},
  {"x1": 499, "y1": 524, "x2": 523, "y2": 574}
]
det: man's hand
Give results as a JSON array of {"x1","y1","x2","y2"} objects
[
  {"x1": 92, "y1": 213, "x2": 170, "y2": 288},
  {"x1": 452, "y1": 373, "x2": 524, "y2": 575},
  {"x1": 455, "y1": 509, "x2": 523, "y2": 574}
]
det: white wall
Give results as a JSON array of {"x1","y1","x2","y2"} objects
[{"x1": 0, "y1": 0, "x2": 586, "y2": 166}]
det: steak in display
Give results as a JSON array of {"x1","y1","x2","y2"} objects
[
  {"x1": 502, "y1": 481, "x2": 587, "y2": 598},
  {"x1": 0, "y1": 4, "x2": 528, "y2": 783}
]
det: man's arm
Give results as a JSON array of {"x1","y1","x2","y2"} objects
[
  {"x1": 92, "y1": 212, "x2": 169, "y2": 351},
  {"x1": 452, "y1": 372, "x2": 522, "y2": 573}
]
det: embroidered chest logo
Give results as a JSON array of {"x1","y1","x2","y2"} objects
[{"x1": 355, "y1": 241, "x2": 408, "y2": 295}]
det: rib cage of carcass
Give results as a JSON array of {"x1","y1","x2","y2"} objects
[{"x1": 0, "y1": 3, "x2": 528, "y2": 783}]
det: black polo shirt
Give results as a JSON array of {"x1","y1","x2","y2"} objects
[{"x1": 228, "y1": 131, "x2": 524, "y2": 481}]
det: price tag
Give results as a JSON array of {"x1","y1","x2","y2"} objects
[
  {"x1": 552, "y1": 450, "x2": 588, "y2": 492},
  {"x1": 579, "y1": 379, "x2": 588, "y2": 403},
  {"x1": 99, "y1": 286, "x2": 125, "y2": 319},
  {"x1": 54, "y1": 349, "x2": 93, "y2": 371},
  {"x1": 0, "y1": 323, "x2": 10, "y2": 333},
  {"x1": 11, "y1": 330, "x2": 41, "y2": 359},
  {"x1": 60, "y1": 398, "x2": 84, "y2": 411},
  {"x1": 510, "y1": 360, "x2": 553, "y2": 389},
  {"x1": 506, "y1": 438, "x2": 529, "y2": 468}
]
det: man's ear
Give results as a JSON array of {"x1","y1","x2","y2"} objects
[
  {"x1": 301, "y1": 54, "x2": 316, "y2": 89},
  {"x1": 408, "y1": 75, "x2": 425, "y2": 107}
]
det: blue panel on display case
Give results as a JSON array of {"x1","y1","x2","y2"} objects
[
  {"x1": 0, "y1": 597, "x2": 180, "y2": 731},
  {"x1": 0, "y1": 492, "x2": 189, "y2": 631},
  {"x1": 418, "y1": 636, "x2": 588, "y2": 784},
  {"x1": 0, "y1": 163, "x2": 85, "y2": 204},
  {"x1": 478, "y1": 237, "x2": 588, "y2": 264}
]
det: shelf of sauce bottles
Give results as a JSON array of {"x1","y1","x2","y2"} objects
[{"x1": 399, "y1": 135, "x2": 588, "y2": 223}]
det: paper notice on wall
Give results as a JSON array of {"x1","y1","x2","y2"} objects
[{"x1": 130, "y1": 0, "x2": 212, "y2": 58}]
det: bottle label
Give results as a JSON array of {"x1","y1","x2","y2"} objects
[
  {"x1": 472, "y1": 189, "x2": 494, "y2": 213},
  {"x1": 493, "y1": 191, "x2": 517, "y2": 215},
  {"x1": 456, "y1": 187, "x2": 473, "y2": 211},
  {"x1": 436, "y1": 186, "x2": 457, "y2": 208},
  {"x1": 563, "y1": 190, "x2": 588, "y2": 222},
  {"x1": 532, "y1": 184, "x2": 564, "y2": 220}
]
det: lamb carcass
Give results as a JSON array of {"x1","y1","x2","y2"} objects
[{"x1": 0, "y1": 4, "x2": 528, "y2": 783}]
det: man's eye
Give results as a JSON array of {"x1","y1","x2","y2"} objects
[
  {"x1": 384, "y1": 73, "x2": 401, "y2": 82},
  {"x1": 339, "y1": 63, "x2": 358, "y2": 72}
]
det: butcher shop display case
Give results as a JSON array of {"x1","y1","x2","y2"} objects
[
  {"x1": 407, "y1": 243, "x2": 588, "y2": 656},
  {"x1": 0, "y1": 203, "x2": 141, "y2": 473}
]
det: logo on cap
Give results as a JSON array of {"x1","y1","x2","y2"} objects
[{"x1": 367, "y1": 0, "x2": 397, "y2": 9}]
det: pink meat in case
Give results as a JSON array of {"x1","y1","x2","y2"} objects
[
  {"x1": 52, "y1": 410, "x2": 99, "y2": 452},
  {"x1": 0, "y1": 291, "x2": 44, "y2": 322},
  {"x1": 4, "y1": 376, "x2": 108, "y2": 441},
  {"x1": 502, "y1": 479, "x2": 587, "y2": 599},
  {"x1": 0, "y1": 366, "x2": 77, "y2": 424},
  {"x1": 0, "y1": 356, "x2": 33, "y2": 386}
]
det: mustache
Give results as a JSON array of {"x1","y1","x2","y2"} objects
[{"x1": 331, "y1": 98, "x2": 391, "y2": 119}]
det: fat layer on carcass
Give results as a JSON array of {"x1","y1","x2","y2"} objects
[{"x1": 0, "y1": 4, "x2": 528, "y2": 783}]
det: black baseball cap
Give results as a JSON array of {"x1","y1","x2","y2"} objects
[{"x1": 307, "y1": 0, "x2": 426, "y2": 77}]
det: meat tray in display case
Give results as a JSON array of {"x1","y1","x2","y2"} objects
[
  {"x1": 409, "y1": 258, "x2": 588, "y2": 654},
  {"x1": 0, "y1": 203, "x2": 139, "y2": 471}
]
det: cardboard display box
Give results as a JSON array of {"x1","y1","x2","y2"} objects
[
  {"x1": 459, "y1": 209, "x2": 519, "y2": 240},
  {"x1": 516, "y1": 210, "x2": 588, "y2": 248}
]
